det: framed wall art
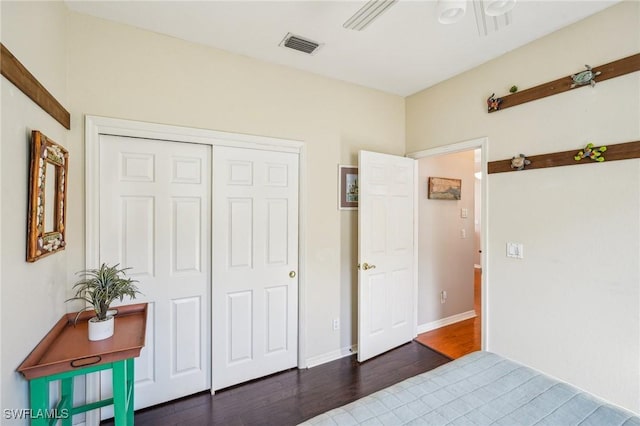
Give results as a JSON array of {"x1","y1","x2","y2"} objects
[
  {"x1": 27, "y1": 131, "x2": 69, "y2": 262},
  {"x1": 338, "y1": 165, "x2": 358, "y2": 210},
  {"x1": 428, "y1": 177, "x2": 461, "y2": 200}
]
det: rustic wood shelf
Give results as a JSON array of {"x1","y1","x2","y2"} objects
[
  {"x1": 1, "y1": 43, "x2": 71, "y2": 129},
  {"x1": 489, "y1": 53, "x2": 640, "y2": 113},
  {"x1": 488, "y1": 140, "x2": 640, "y2": 174}
]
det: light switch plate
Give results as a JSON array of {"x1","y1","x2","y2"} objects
[
  {"x1": 461, "y1": 208, "x2": 468, "y2": 218},
  {"x1": 506, "y1": 242, "x2": 523, "y2": 259}
]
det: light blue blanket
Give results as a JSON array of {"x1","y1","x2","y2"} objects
[{"x1": 300, "y1": 351, "x2": 640, "y2": 425}]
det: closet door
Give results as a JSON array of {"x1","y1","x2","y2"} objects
[
  {"x1": 99, "y1": 134, "x2": 211, "y2": 412},
  {"x1": 212, "y1": 145, "x2": 299, "y2": 390}
]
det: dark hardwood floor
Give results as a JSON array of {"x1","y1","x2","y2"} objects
[{"x1": 102, "y1": 342, "x2": 450, "y2": 426}]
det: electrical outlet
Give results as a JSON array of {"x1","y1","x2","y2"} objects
[
  {"x1": 332, "y1": 318, "x2": 340, "y2": 331},
  {"x1": 440, "y1": 290, "x2": 447, "y2": 304}
]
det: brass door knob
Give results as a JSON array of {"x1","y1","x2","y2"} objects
[
  {"x1": 289, "y1": 271, "x2": 296, "y2": 278},
  {"x1": 361, "y1": 262, "x2": 376, "y2": 271}
]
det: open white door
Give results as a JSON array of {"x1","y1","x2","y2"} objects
[{"x1": 358, "y1": 150, "x2": 417, "y2": 362}]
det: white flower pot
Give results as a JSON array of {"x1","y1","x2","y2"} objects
[{"x1": 88, "y1": 315, "x2": 114, "y2": 341}]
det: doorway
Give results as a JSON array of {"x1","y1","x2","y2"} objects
[{"x1": 407, "y1": 138, "x2": 487, "y2": 358}]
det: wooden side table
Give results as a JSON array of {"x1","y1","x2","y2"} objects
[{"x1": 17, "y1": 303, "x2": 147, "y2": 426}]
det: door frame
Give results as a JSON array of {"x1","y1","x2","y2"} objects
[
  {"x1": 84, "y1": 115, "x2": 307, "y2": 425},
  {"x1": 406, "y1": 137, "x2": 488, "y2": 350}
]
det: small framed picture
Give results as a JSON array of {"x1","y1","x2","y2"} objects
[
  {"x1": 428, "y1": 177, "x2": 461, "y2": 200},
  {"x1": 338, "y1": 165, "x2": 358, "y2": 210}
]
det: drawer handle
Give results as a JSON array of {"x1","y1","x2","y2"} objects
[{"x1": 70, "y1": 355, "x2": 102, "y2": 368}]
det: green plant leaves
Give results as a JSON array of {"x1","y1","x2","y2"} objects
[{"x1": 66, "y1": 263, "x2": 141, "y2": 322}]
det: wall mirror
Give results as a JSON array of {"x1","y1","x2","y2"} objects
[{"x1": 27, "y1": 131, "x2": 69, "y2": 262}]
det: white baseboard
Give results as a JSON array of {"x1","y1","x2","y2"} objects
[
  {"x1": 306, "y1": 310, "x2": 475, "y2": 367},
  {"x1": 305, "y1": 344, "x2": 357, "y2": 368},
  {"x1": 417, "y1": 310, "x2": 477, "y2": 335}
]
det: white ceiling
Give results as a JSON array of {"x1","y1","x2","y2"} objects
[{"x1": 64, "y1": 0, "x2": 621, "y2": 96}]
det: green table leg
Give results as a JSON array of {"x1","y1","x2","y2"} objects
[
  {"x1": 60, "y1": 377, "x2": 73, "y2": 426},
  {"x1": 126, "y1": 358, "x2": 134, "y2": 425},
  {"x1": 112, "y1": 360, "x2": 133, "y2": 425},
  {"x1": 29, "y1": 377, "x2": 48, "y2": 426},
  {"x1": 27, "y1": 358, "x2": 136, "y2": 425}
]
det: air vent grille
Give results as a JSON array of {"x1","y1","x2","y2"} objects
[
  {"x1": 343, "y1": 0, "x2": 398, "y2": 31},
  {"x1": 280, "y1": 33, "x2": 321, "y2": 55}
]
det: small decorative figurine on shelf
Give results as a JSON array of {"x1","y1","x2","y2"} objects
[
  {"x1": 487, "y1": 93, "x2": 502, "y2": 112},
  {"x1": 510, "y1": 154, "x2": 531, "y2": 170},
  {"x1": 509, "y1": 85, "x2": 518, "y2": 93},
  {"x1": 570, "y1": 65, "x2": 602, "y2": 88},
  {"x1": 574, "y1": 143, "x2": 607, "y2": 162}
]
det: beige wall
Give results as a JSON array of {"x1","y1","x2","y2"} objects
[
  {"x1": 407, "y1": 1, "x2": 640, "y2": 412},
  {"x1": 1, "y1": 0, "x2": 71, "y2": 417},
  {"x1": 2, "y1": 0, "x2": 639, "y2": 419},
  {"x1": 64, "y1": 12, "x2": 405, "y2": 365},
  {"x1": 1, "y1": 2, "x2": 405, "y2": 417},
  {"x1": 417, "y1": 151, "x2": 475, "y2": 326}
]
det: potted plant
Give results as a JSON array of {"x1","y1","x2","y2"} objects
[{"x1": 67, "y1": 263, "x2": 141, "y2": 341}]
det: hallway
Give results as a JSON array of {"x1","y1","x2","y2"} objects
[{"x1": 415, "y1": 268, "x2": 481, "y2": 359}]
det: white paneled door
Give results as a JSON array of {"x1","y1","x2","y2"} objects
[
  {"x1": 212, "y1": 146, "x2": 299, "y2": 390},
  {"x1": 358, "y1": 150, "x2": 416, "y2": 362},
  {"x1": 98, "y1": 135, "x2": 211, "y2": 412}
]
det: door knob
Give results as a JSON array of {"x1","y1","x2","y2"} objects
[
  {"x1": 289, "y1": 271, "x2": 296, "y2": 278},
  {"x1": 361, "y1": 262, "x2": 376, "y2": 271}
]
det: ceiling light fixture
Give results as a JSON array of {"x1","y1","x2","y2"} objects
[
  {"x1": 483, "y1": 0, "x2": 517, "y2": 16},
  {"x1": 343, "y1": 0, "x2": 398, "y2": 31},
  {"x1": 437, "y1": 0, "x2": 467, "y2": 24}
]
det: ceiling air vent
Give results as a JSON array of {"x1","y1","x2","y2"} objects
[{"x1": 279, "y1": 33, "x2": 322, "y2": 55}]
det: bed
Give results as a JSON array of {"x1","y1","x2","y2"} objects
[{"x1": 300, "y1": 351, "x2": 640, "y2": 425}]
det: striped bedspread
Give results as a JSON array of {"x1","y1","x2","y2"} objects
[{"x1": 300, "y1": 351, "x2": 640, "y2": 425}]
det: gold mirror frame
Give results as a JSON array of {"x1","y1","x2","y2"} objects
[{"x1": 27, "y1": 131, "x2": 69, "y2": 262}]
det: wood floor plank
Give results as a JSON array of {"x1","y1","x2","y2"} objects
[
  {"x1": 101, "y1": 342, "x2": 450, "y2": 425},
  {"x1": 415, "y1": 269, "x2": 482, "y2": 359}
]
